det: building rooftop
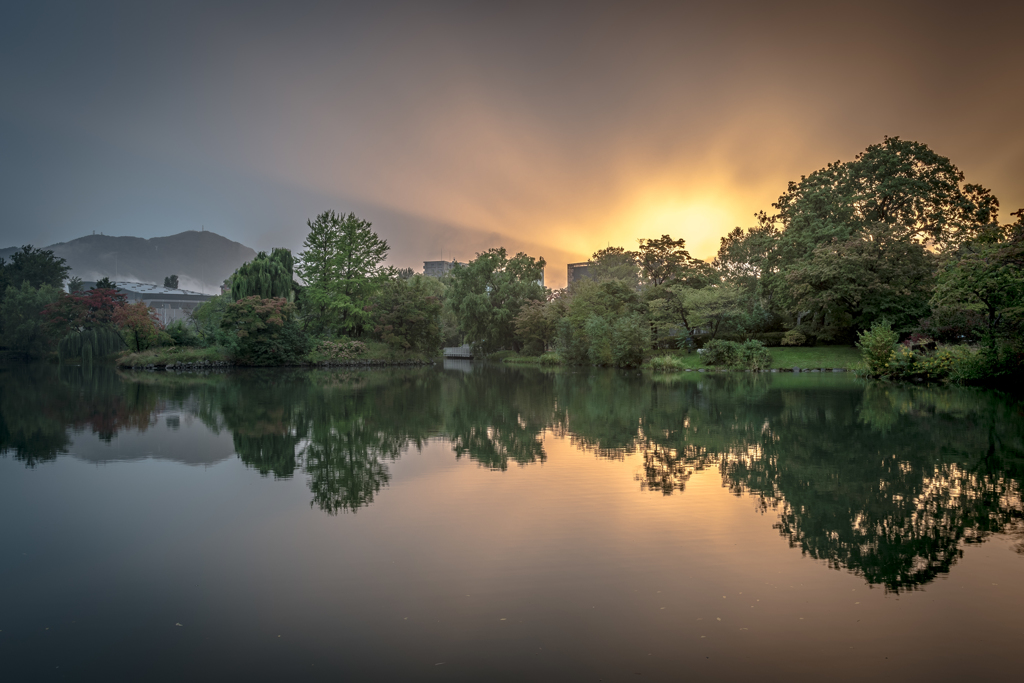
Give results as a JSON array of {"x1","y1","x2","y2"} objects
[{"x1": 82, "y1": 280, "x2": 209, "y2": 297}]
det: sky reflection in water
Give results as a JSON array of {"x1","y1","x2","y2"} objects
[{"x1": 1, "y1": 362, "x2": 1023, "y2": 681}]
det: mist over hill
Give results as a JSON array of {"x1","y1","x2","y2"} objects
[{"x1": 0, "y1": 231, "x2": 256, "y2": 293}]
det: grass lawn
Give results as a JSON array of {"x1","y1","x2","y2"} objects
[
  {"x1": 768, "y1": 345, "x2": 862, "y2": 369},
  {"x1": 645, "y1": 345, "x2": 864, "y2": 371}
]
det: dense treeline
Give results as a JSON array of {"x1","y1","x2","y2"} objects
[{"x1": 1, "y1": 136, "x2": 1020, "y2": 379}]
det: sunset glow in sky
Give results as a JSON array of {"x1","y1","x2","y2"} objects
[{"x1": 2, "y1": 1, "x2": 1022, "y2": 287}]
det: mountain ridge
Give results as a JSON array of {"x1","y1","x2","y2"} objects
[{"x1": 0, "y1": 230, "x2": 257, "y2": 293}]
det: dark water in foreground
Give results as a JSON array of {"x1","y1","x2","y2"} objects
[{"x1": 1, "y1": 361, "x2": 1023, "y2": 682}]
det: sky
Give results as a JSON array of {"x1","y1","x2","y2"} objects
[{"x1": 2, "y1": 0, "x2": 1022, "y2": 288}]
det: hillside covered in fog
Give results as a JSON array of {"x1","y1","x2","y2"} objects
[{"x1": 0, "y1": 230, "x2": 256, "y2": 293}]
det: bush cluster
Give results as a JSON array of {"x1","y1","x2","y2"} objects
[{"x1": 701, "y1": 339, "x2": 772, "y2": 370}]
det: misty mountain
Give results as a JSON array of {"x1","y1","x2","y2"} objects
[{"x1": 0, "y1": 230, "x2": 256, "y2": 293}]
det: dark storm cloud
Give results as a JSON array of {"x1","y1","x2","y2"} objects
[{"x1": 2, "y1": 0, "x2": 1022, "y2": 286}]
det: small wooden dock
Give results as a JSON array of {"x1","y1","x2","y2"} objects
[{"x1": 443, "y1": 344, "x2": 473, "y2": 359}]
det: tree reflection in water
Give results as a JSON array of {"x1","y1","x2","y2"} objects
[{"x1": 2, "y1": 362, "x2": 1022, "y2": 590}]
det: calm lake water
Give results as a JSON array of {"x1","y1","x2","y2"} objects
[{"x1": 2, "y1": 361, "x2": 1023, "y2": 681}]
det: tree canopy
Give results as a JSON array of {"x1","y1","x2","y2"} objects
[
  {"x1": 296, "y1": 210, "x2": 390, "y2": 335},
  {"x1": 446, "y1": 248, "x2": 547, "y2": 352}
]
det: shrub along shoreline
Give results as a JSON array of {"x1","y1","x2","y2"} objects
[
  {"x1": 503, "y1": 345, "x2": 864, "y2": 372},
  {"x1": 116, "y1": 339, "x2": 437, "y2": 370}
]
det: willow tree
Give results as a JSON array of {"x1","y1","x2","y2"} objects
[{"x1": 230, "y1": 248, "x2": 296, "y2": 302}]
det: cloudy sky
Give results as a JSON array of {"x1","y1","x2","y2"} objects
[{"x1": 2, "y1": 0, "x2": 1022, "y2": 287}]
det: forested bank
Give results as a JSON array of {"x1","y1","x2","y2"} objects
[{"x1": 1, "y1": 137, "x2": 1021, "y2": 382}]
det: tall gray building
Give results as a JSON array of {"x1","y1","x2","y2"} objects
[{"x1": 423, "y1": 260, "x2": 466, "y2": 277}]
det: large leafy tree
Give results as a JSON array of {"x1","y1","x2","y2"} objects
[
  {"x1": 446, "y1": 248, "x2": 546, "y2": 352},
  {"x1": 0, "y1": 246, "x2": 69, "y2": 291},
  {"x1": 221, "y1": 296, "x2": 309, "y2": 365},
  {"x1": 589, "y1": 246, "x2": 639, "y2": 285},
  {"x1": 930, "y1": 210, "x2": 1024, "y2": 346},
  {"x1": 782, "y1": 223, "x2": 939, "y2": 337},
  {"x1": 764, "y1": 137, "x2": 999, "y2": 336},
  {"x1": 637, "y1": 235, "x2": 694, "y2": 287},
  {"x1": 0, "y1": 282, "x2": 61, "y2": 352},
  {"x1": 368, "y1": 274, "x2": 444, "y2": 353},
  {"x1": 231, "y1": 248, "x2": 297, "y2": 302},
  {"x1": 113, "y1": 301, "x2": 163, "y2": 353},
  {"x1": 42, "y1": 287, "x2": 128, "y2": 361},
  {"x1": 296, "y1": 210, "x2": 390, "y2": 335}
]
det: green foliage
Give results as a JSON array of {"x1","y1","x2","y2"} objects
[
  {"x1": 856, "y1": 320, "x2": 899, "y2": 376},
  {"x1": 678, "y1": 285, "x2": 744, "y2": 339},
  {"x1": 514, "y1": 299, "x2": 558, "y2": 355},
  {"x1": 610, "y1": 313, "x2": 651, "y2": 368},
  {"x1": 94, "y1": 277, "x2": 115, "y2": 290},
  {"x1": 765, "y1": 136, "x2": 998, "y2": 339},
  {"x1": 57, "y1": 327, "x2": 126, "y2": 363},
  {"x1": 446, "y1": 247, "x2": 547, "y2": 352},
  {"x1": 556, "y1": 279, "x2": 644, "y2": 364},
  {"x1": 188, "y1": 294, "x2": 231, "y2": 347},
  {"x1": 67, "y1": 276, "x2": 83, "y2": 293},
  {"x1": 165, "y1": 319, "x2": 200, "y2": 347},
  {"x1": 781, "y1": 330, "x2": 807, "y2": 346},
  {"x1": 930, "y1": 217, "x2": 1024, "y2": 348},
  {"x1": 295, "y1": 210, "x2": 390, "y2": 335},
  {"x1": 739, "y1": 339, "x2": 773, "y2": 370},
  {"x1": 700, "y1": 339, "x2": 740, "y2": 366},
  {"x1": 637, "y1": 234, "x2": 695, "y2": 286},
  {"x1": 584, "y1": 315, "x2": 613, "y2": 365},
  {"x1": 0, "y1": 282, "x2": 61, "y2": 353},
  {"x1": 164, "y1": 274, "x2": 179, "y2": 289},
  {"x1": 231, "y1": 248, "x2": 297, "y2": 302},
  {"x1": 221, "y1": 296, "x2": 310, "y2": 366},
  {"x1": 305, "y1": 339, "x2": 368, "y2": 363},
  {"x1": 589, "y1": 246, "x2": 639, "y2": 285},
  {"x1": 648, "y1": 354, "x2": 685, "y2": 372},
  {"x1": 368, "y1": 274, "x2": 443, "y2": 353},
  {"x1": 0, "y1": 245, "x2": 70, "y2": 291},
  {"x1": 699, "y1": 338, "x2": 772, "y2": 370}
]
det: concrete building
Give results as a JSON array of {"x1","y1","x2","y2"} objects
[
  {"x1": 423, "y1": 260, "x2": 466, "y2": 277},
  {"x1": 567, "y1": 262, "x2": 592, "y2": 285},
  {"x1": 84, "y1": 281, "x2": 214, "y2": 326}
]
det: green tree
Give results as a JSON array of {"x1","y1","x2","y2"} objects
[
  {"x1": 0, "y1": 282, "x2": 61, "y2": 353},
  {"x1": 930, "y1": 211, "x2": 1024, "y2": 349},
  {"x1": 556, "y1": 279, "x2": 645, "y2": 363},
  {"x1": 589, "y1": 246, "x2": 639, "y2": 285},
  {"x1": 368, "y1": 274, "x2": 444, "y2": 353},
  {"x1": 0, "y1": 246, "x2": 69, "y2": 291},
  {"x1": 188, "y1": 294, "x2": 231, "y2": 347},
  {"x1": 230, "y1": 248, "x2": 297, "y2": 302},
  {"x1": 221, "y1": 296, "x2": 310, "y2": 366},
  {"x1": 67, "y1": 276, "x2": 84, "y2": 293},
  {"x1": 782, "y1": 223, "x2": 938, "y2": 338},
  {"x1": 514, "y1": 299, "x2": 559, "y2": 355},
  {"x1": 93, "y1": 277, "x2": 115, "y2": 290},
  {"x1": 296, "y1": 211, "x2": 390, "y2": 335},
  {"x1": 446, "y1": 248, "x2": 546, "y2": 352},
  {"x1": 637, "y1": 235, "x2": 695, "y2": 287},
  {"x1": 678, "y1": 285, "x2": 744, "y2": 340},
  {"x1": 163, "y1": 274, "x2": 179, "y2": 289},
  {"x1": 764, "y1": 137, "x2": 998, "y2": 337}
]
